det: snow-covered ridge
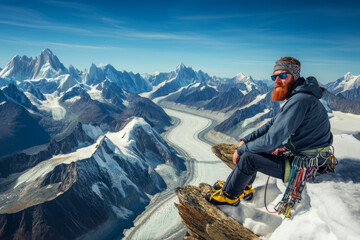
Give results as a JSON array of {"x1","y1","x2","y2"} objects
[
  {"x1": 232, "y1": 72, "x2": 258, "y2": 93},
  {"x1": 14, "y1": 136, "x2": 103, "y2": 189},
  {"x1": 326, "y1": 72, "x2": 360, "y2": 94},
  {"x1": 0, "y1": 117, "x2": 180, "y2": 217}
]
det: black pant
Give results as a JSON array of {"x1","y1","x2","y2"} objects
[{"x1": 223, "y1": 152, "x2": 286, "y2": 197}]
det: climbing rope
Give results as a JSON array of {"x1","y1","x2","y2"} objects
[
  {"x1": 264, "y1": 176, "x2": 277, "y2": 214},
  {"x1": 265, "y1": 148, "x2": 337, "y2": 219}
]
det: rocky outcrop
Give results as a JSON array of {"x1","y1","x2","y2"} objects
[
  {"x1": 175, "y1": 184, "x2": 259, "y2": 240},
  {"x1": 175, "y1": 144, "x2": 259, "y2": 240},
  {"x1": 211, "y1": 144, "x2": 237, "y2": 169}
]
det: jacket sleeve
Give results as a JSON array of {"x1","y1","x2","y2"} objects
[
  {"x1": 241, "y1": 117, "x2": 275, "y2": 143},
  {"x1": 237, "y1": 97, "x2": 308, "y2": 155}
]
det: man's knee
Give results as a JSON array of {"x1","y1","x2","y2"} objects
[{"x1": 238, "y1": 152, "x2": 256, "y2": 174}]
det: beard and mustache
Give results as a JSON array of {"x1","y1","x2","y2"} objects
[{"x1": 271, "y1": 79, "x2": 296, "y2": 101}]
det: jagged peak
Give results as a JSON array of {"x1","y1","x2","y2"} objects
[
  {"x1": 68, "y1": 64, "x2": 76, "y2": 70},
  {"x1": 8, "y1": 54, "x2": 33, "y2": 64},
  {"x1": 88, "y1": 63, "x2": 98, "y2": 73},
  {"x1": 38, "y1": 48, "x2": 59, "y2": 65},
  {"x1": 98, "y1": 63, "x2": 115, "y2": 70},
  {"x1": 234, "y1": 72, "x2": 253, "y2": 82},
  {"x1": 343, "y1": 72, "x2": 359, "y2": 80},
  {"x1": 176, "y1": 61, "x2": 186, "y2": 71},
  {"x1": 88, "y1": 63, "x2": 117, "y2": 73},
  {"x1": 40, "y1": 48, "x2": 54, "y2": 56},
  {"x1": 236, "y1": 72, "x2": 246, "y2": 78}
]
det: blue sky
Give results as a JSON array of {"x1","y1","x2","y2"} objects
[{"x1": 0, "y1": 0, "x2": 359, "y2": 83}]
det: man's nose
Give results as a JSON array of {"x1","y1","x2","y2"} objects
[{"x1": 274, "y1": 76, "x2": 282, "y2": 84}]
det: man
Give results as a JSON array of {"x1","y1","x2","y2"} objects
[{"x1": 206, "y1": 57, "x2": 333, "y2": 206}]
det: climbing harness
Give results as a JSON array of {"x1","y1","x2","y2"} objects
[{"x1": 264, "y1": 146, "x2": 338, "y2": 218}]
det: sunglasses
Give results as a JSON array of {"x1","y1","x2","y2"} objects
[{"x1": 271, "y1": 72, "x2": 290, "y2": 81}]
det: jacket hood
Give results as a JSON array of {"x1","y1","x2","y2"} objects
[{"x1": 290, "y1": 76, "x2": 324, "y2": 99}]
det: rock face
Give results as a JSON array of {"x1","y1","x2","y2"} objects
[
  {"x1": 175, "y1": 184, "x2": 259, "y2": 240},
  {"x1": 0, "y1": 100, "x2": 49, "y2": 158},
  {"x1": 323, "y1": 90, "x2": 360, "y2": 114},
  {"x1": 211, "y1": 144, "x2": 237, "y2": 170},
  {"x1": 0, "y1": 122, "x2": 91, "y2": 178}
]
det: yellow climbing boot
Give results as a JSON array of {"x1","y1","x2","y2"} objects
[
  {"x1": 205, "y1": 189, "x2": 240, "y2": 206},
  {"x1": 239, "y1": 185, "x2": 256, "y2": 201},
  {"x1": 213, "y1": 181, "x2": 255, "y2": 201}
]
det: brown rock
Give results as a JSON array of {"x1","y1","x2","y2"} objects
[
  {"x1": 211, "y1": 144, "x2": 237, "y2": 169},
  {"x1": 175, "y1": 183, "x2": 260, "y2": 240}
]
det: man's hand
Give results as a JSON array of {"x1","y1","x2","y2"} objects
[
  {"x1": 233, "y1": 141, "x2": 245, "y2": 165},
  {"x1": 272, "y1": 147, "x2": 287, "y2": 156}
]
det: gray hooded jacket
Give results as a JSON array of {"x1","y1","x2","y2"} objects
[{"x1": 237, "y1": 76, "x2": 333, "y2": 155}]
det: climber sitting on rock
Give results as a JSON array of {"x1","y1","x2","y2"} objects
[{"x1": 206, "y1": 56, "x2": 334, "y2": 206}]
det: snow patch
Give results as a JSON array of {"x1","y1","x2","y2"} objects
[
  {"x1": 82, "y1": 124, "x2": 104, "y2": 141},
  {"x1": 65, "y1": 95, "x2": 81, "y2": 103},
  {"x1": 92, "y1": 138, "x2": 142, "y2": 198},
  {"x1": 88, "y1": 85, "x2": 107, "y2": 103},
  {"x1": 330, "y1": 111, "x2": 360, "y2": 135},
  {"x1": 155, "y1": 164, "x2": 179, "y2": 186},
  {"x1": 92, "y1": 183, "x2": 104, "y2": 200},
  {"x1": 238, "y1": 93, "x2": 267, "y2": 111},
  {"x1": 111, "y1": 205, "x2": 133, "y2": 219},
  {"x1": 37, "y1": 93, "x2": 66, "y2": 120},
  {"x1": 241, "y1": 109, "x2": 270, "y2": 128}
]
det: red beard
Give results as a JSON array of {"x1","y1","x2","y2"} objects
[{"x1": 272, "y1": 81, "x2": 294, "y2": 101}]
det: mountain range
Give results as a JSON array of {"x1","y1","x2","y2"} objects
[
  {"x1": 0, "y1": 49, "x2": 184, "y2": 239},
  {"x1": 0, "y1": 118, "x2": 184, "y2": 239},
  {"x1": 0, "y1": 48, "x2": 359, "y2": 239},
  {"x1": 325, "y1": 72, "x2": 360, "y2": 102},
  {"x1": 1, "y1": 48, "x2": 358, "y2": 152}
]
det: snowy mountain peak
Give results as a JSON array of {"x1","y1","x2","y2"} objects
[
  {"x1": 121, "y1": 117, "x2": 153, "y2": 139},
  {"x1": 99, "y1": 63, "x2": 115, "y2": 71},
  {"x1": 40, "y1": 48, "x2": 54, "y2": 57},
  {"x1": 236, "y1": 72, "x2": 246, "y2": 79},
  {"x1": 326, "y1": 72, "x2": 360, "y2": 94},
  {"x1": 344, "y1": 72, "x2": 353, "y2": 79},
  {"x1": 0, "y1": 55, "x2": 34, "y2": 80},
  {"x1": 235, "y1": 72, "x2": 253, "y2": 82},
  {"x1": 84, "y1": 63, "x2": 152, "y2": 93},
  {"x1": 176, "y1": 62, "x2": 186, "y2": 71},
  {"x1": 0, "y1": 49, "x2": 67, "y2": 81},
  {"x1": 89, "y1": 63, "x2": 97, "y2": 69},
  {"x1": 33, "y1": 48, "x2": 67, "y2": 79}
]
